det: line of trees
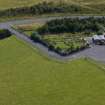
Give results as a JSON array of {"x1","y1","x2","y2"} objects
[
  {"x1": 0, "y1": 29, "x2": 11, "y2": 39},
  {"x1": 0, "y1": 2, "x2": 92, "y2": 17},
  {"x1": 37, "y1": 17, "x2": 105, "y2": 35}
]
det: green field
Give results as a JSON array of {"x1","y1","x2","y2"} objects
[
  {"x1": 0, "y1": 0, "x2": 41, "y2": 9},
  {"x1": 0, "y1": 0, "x2": 105, "y2": 11},
  {"x1": 0, "y1": 36, "x2": 105, "y2": 105}
]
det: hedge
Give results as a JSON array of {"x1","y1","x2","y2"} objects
[{"x1": 0, "y1": 29, "x2": 11, "y2": 39}]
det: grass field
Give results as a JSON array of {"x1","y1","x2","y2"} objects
[
  {"x1": 0, "y1": 0, "x2": 41, "y2": 9},
  {"x1": 0, "y1": 0, "x2": 105, "y2": 11},
  {"x1": 14, "y1": 24, "x2": 88, "y2": 53},
  {"x1": 0, "y1": 36, "x2": 105, "y2": 105}
]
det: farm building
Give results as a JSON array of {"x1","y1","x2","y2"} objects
[{"x1": 92, "y1": 35, "x2": 105, "y2": 45}]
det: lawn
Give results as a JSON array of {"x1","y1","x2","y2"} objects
[{"x1": 0, "y1": 35, "x2": 105, "y2": 105}]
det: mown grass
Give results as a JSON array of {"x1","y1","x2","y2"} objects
[
  {"x1": 0, "y1": 0, "x2": 42, "y2": 10},
  {"x1": 0, "y1": 36, "x2": 105, "y2": 105}
]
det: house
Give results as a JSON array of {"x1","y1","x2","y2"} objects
[{"x1": 92, "y1": 35, "x2": 105, "y2": 45}]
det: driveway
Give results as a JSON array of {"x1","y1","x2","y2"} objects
[{"x1": 64, "y1": 45, "x2": 105, "y2": 62}]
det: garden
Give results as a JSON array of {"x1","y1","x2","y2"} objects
[
  {"x1": 14, "y1": 17, "x2": 105, "y2": 56},
  {"x1": 0, "y1": 29, "x2": 11, "y2": 39},
  {"x1": 33, "y1": 33, "x2": 89, "y2": 56},
  {"x1": 14, "y1": 23, "x2": 89, "y2": 56}
]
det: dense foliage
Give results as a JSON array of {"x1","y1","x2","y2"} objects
[
  {"x1": 0, "y1": 2, "x2": 93, "y2": 17},
  {"x1": 0, "y1": 29, "x2": 11, "y2": 39},
  {"x1": 30, "y1": 31, "x2": 89, "y2": 56},
  {"x1": 37, "y1": 17, "x2": 105, "y2": 34}
]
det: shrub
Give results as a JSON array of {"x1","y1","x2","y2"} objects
[
  {"x1": 0, "y1": 29, "x2": 11, "y2": 39},
  {"x1": 31, "y1": 31, "x2": 41, "y2": 42},
  {"x1": 37, "y1": 17, "x2": 105, "y2": 35},
  {"x1": 0, "y1": 1, "x2": 92, "y2": 17}
]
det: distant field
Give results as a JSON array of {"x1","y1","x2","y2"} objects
[
  {"x1": 14, "y1": 24, "x2": 88, "y2": 54},
  {"x1": 0, "y1": 36, "x2": 105, "y2": 105},
  {"x1": 0, "y1": 0, "x2": 105, "y2": 10},
  {"x1": 0, "y1": 0, "x2": 41, "y2": 9}
]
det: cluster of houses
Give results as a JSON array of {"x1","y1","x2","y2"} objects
[{"x1": 92, "y1": 35, "x2": 105, "y2": 45}]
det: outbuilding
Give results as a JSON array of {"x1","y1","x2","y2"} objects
[{"x1": 92, "y1": 35, "x2": 105, "y2": 45}]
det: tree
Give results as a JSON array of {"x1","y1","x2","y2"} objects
[
  {"x1": 31, "y1": 31, "x2": 41, "y2": 42},
  {"x1": 0, "y1": 29, "x2": 11, "y2": 39}
]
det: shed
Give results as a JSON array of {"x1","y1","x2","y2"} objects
[{"x1": 92, "y1": 35, "x2": 105, "y2": 45}]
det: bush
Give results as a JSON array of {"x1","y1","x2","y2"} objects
[
  {"x1": 0, "y1": 29, "x2": 11, "y2": 39},
  {"x1": 37, "y1": 17, "x2": 105, "y2": 35},
  {"x1": 0, "y1": 1, "x2": 92, "y2": 17},
  {"x1": 31, "y1": 31, "x2": 41, "y2": 42}
]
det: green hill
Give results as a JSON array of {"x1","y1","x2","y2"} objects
[
  {"x1": 0, "y1": 0, "x2": 104, "y2": 16},
  {"x1": 0, "y1": 36, "x2": 105, "y2": 105}
]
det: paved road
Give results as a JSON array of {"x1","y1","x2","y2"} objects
[
  {"x1": 0, "y1": 16, "x2": 105, "y2": 62},
  {"x1": 1, "y1": 15, "x2": 105, "y2": 26}
]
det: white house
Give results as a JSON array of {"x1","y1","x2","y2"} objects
[{"x1": 92, "y1": 35, "x2": 105, "y2": 45}]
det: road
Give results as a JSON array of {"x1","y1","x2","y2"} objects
[
  {"x1": 1, "y1": 15, "x2": 105, "y2": 26},
  {"x1": 0, "y1": 16, "x2": 105, "y2": 62}
]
